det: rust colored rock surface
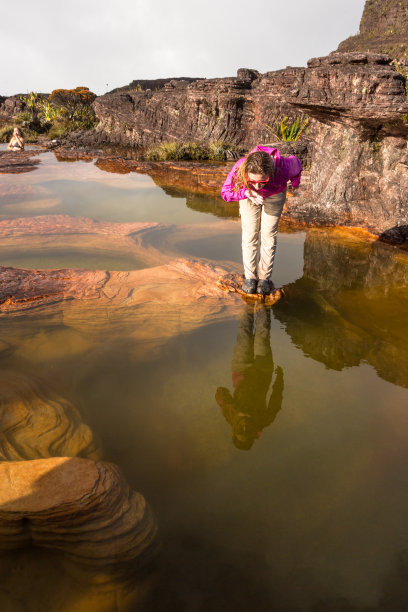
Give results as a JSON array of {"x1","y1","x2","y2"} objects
[
  {"x1": 0, "y1": 258, "x2": 242, "y2": 313},
  {"x1": 0, "y1": 457, "x2": 159, "y2": 575}
]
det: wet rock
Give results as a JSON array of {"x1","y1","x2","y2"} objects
[
  {"x1": 0, "y1": 257, "x2": 241, "y2": 313},
  {"x1": 0, "y1": 150, "x2": 42, "y2": 174},
  {"x1": 0, "y1": 371, "x2": 101, "y2": 461},
  {"x1": 216, "y1": 273, "x2": 284, "y2": 305},
  {"x1": 0, "y1": 215, "x2": 158, "y2": 239},
  {"x1": 0, "y1": 457, "x2": 159, "y2": 578}
]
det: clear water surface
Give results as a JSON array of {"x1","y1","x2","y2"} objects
[{"x1": 0, "y1": 149, "x2": 407, "y2": 612}]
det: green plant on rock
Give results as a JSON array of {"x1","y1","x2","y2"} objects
[
  {"x1": 47, "y1": 120, "x2": 70, "y2": 139},
  {"x1": 208, "y1": 141, "x2": 237, "y2": 160},
  {"x1": 19, "y1": 91, "x2": 42, "y2": 121},
  {"x1": 14, "y1": 110, "x2": 33, "y2": 126},
  {"x1": 265, "y1": 115, "x2": 309, "y2": 141},
  {"x1": 39, "y1": 100, "x2": 61, "y2": 123},
  {"x1": 48, "y1": 87, "x2": 98, "y2": 130},
  {"x1": 145, "y1": 140, "x2": 237, "y2": 161}
]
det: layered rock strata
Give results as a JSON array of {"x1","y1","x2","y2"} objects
[
  {"x1": 285, "y1": 52, "x2": 408, "y2": 235},
  {"x1": 0, "y1": 457, "x2": 159, "y2": 578},
  {"x1": 338, "y1": 0, "x2": 408, "y2": 60},
  {"x1": 64, "y1": 67, "x2": 307, "y2": 149}
]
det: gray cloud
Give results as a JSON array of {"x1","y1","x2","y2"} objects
[{"x1": 0, "y1": 0, "x2": 365, "y2": 95}]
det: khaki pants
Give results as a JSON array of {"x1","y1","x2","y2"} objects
[{"x1": 239, "y1": 191, "x2": 286, "y2": 281}]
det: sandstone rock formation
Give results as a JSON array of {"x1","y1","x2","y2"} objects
[
  {"x1": 0, "y1": 457, "x2": 159, "y2": 579},
  {"x1": 286, "y1": 52, "x2": 408, "y2": 235},
  {"x1": 0, "y1": 371, "x2": 101, "y2": 461},
  {"x1": 64, "y1": 67, "x2": 306, "y2": 150},
  {"x1": 338, "y1": 0, "x2": 408, "y2": 60}
]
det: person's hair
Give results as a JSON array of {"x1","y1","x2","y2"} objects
[
  {"x1": 13, "y1": 127, "x2": 23, "y2": 139},
  {"x1": 232, "y1": 150, "x2": 275, "y2": 193}
]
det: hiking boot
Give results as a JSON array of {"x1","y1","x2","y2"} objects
[
  {"x1": 257, "y1": 279, "x2": 272, "y2": 295},
  {"x1": 242, "y1": 278, "x2": 257, "y2": 294}
]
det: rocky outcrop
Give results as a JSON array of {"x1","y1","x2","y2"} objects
[
  {"x1": 64, "y1": 67, "x2": 307, "y2": 149},
  {"x1": 338, "y1": 0, "x2": 408, "y2": 60},
  {"x1": 0, "y1": 95, "x2": 24, "y2": 121},
  {"x1": 289, "y1": 52, "x2": 408, "y2": 126},
  {"x1": 0, "y1": 457, "x2": 158, "y2": 578},
  {"x1": 109, "y1": 76, "x2": 202, "y2": 94},
  {"x1": 285, "y1": 52, "x2": 408, "y2": 234}
]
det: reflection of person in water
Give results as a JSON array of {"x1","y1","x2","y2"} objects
[{"x1": 215, "y1": 303, "x2": 284, "y2": 450}]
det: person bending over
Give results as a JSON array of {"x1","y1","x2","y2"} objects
[{"x1": 221, "y1": 145, "x2": 301, "y2": 295}]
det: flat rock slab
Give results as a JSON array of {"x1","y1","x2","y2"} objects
[
  {"x1": 0, "y1": 259, "x2": 241, "y2": 313},
  {"x1": 216, "y1": 273, "x2": 284, "y2": 305},
  {"x1": 0, "y1": 150, "x2": 42, "y2": 174},
  {"x1": 0, "y1": 215, "x2": 158, "y2": 238}
]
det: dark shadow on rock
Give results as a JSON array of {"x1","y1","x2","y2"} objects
[{"x1": 378, "y1": 225, "x2": 408, "y2": 247}]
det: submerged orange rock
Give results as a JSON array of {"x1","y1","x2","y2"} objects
[{"x1": 0, "y1": 457, "x2": 159, "y2": 579}]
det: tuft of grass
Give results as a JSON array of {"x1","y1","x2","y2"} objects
[
  {"x1": 145, "y1": 140, "x2": 237, "y2": 161},
  {"x1": 0, "y1": 124, "x2": 14, "y2": 142},
  {"x1": 265, "y1": 115, "x2": 309, "y2": 142},
  {"x1": 47, "y1": 120, "x2": 70, "y2": 139}
]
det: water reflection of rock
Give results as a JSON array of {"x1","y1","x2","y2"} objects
[
  {"x1": 274, "y1": 229, "x2": 408, "y2": 388},
  {"x1": 216, "y1": 304, "x2": 284, "y2": 450},
  {"x1": 159, "y1": 184, "x2": 239, "y2": 219}
]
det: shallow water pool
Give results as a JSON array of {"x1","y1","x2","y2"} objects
[{"x1": 0, "y1": 150, "x2": 407, "y2": 612}]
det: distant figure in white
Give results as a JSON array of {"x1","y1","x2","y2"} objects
[{"x1": 8, "y1": 127, "x2": 25, "y2": 151}]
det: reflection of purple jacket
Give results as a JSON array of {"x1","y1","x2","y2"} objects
[{"x1": 221, "y1": 145, "x2": 302, "y2": 202}]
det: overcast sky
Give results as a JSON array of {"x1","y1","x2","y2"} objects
[{"x1": 1, "y1": 0, "x2": 365, "y2": 96}]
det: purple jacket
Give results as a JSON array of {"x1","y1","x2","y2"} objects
[{"x1": 221, "y1": 145, "x2": 302, "y2": 202}]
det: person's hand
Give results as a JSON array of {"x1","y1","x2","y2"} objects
[{"x1": 245, "y1": 189, "x2": 264, "y2": 206}]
